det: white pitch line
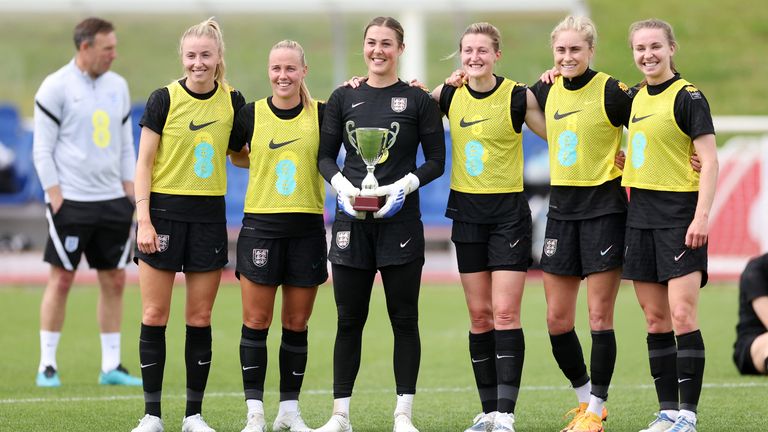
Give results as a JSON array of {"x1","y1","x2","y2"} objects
[{"x1": 2, "y1": 381, "x2": 766, "y2": 405}]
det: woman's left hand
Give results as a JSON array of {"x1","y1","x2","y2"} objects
[
  {"x1": 444, "y1": 69, "x2": 466, "y2": 87},
  {"x1": 341, "y1": 76, "x2": 367, "y2": 88},
  {"x1": 685, "y1": 215, "x2": 709, "y2": 249}
]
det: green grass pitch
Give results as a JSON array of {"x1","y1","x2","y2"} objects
[{"x1": 1, "y1": 280, "x2": 765, "y2": 431}]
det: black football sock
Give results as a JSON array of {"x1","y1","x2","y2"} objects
[
  {"x1": 589, "y1": 330, "x2": 617, "y2": 401},
  {"x1": 140, "y1": 324, "x2": 166, "y2": 418},
  {"x1": 495, "y1": 328, "x2": 525, "y2": 414},
  {"x1": 185, "y1": 325, "x2": 212, "y2": 417},
  {"x1": 279, "y1": 328, "x2": 308, "y2": 401},
  {"x1": 647, "y1": 332, "x2": 679, "y2": 411},
  {"x1": 240, "y1": 325, "x2": 269, "y2": 402},
  {"x1": 676, "y1": 330, "x2": 705, "y2": 413},
  {"x1": 550, "y1": 329, "x2": 589, "y2": 388},
  {"x1": 469, "y1": 330, "x2": 497, "y2": 413}
]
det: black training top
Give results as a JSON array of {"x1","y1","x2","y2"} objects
[
  {"x1": 736, "y1": 254, "x2": 768, "y2": 339},
  {"x1": 318, "y1": 80, "x2": 445, "y2": 223}
]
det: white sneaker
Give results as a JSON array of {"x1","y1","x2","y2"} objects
[
  {"x1": 393, "y1": 413, "x2": 419, "y2": 432},
  {"x1": 464, "y1": 412, "x2": 496, "y2": 432},
  {"x1": 131, "y1": 414, "x2": 164, "y2": 432},
  {"x1": 272, "y1": 410, "x2": 311, "y2": 432},
  {"x1": 490, "y1": 412, "x2": 515, "y2": 432},
  {"x1": 663, "y1": 416, "x2": 697, "y2": 432},
  {"x1": 240, "y1": 412, "x2": 266, "y2": 432},
  {"x1": 640, "y1": 412, "x2": 676, "y2": 432},
  {"x1": 181, "y1": 414, "x2": 215, "y2": 432},
  {"x1": 313, "y1": 413, "x2": 352, "y2": 432}
]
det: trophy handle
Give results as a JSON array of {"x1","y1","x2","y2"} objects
[
  {"x1": 345, "y1": 120, "x2": 359, "y2": 152},
  {"x1": 385, "y1": 122, "x2": 399, "y2": 150}
]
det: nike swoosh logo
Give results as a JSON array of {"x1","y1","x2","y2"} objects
[
  {"x1": 496, "y1": 354, "x2": 515, "y2": 359},
  {"x1": 242, "y1": 365, "x2": 260, "y2": 371},
  {"x1": 214, "y1": 247, "x2": 223, "y2": 254},
  {"x1": 509, "y1": 239, "x2": 520, "y2": 249},
  {"x1": 600, "y1": 245, "x2": 614, "y2": 256},
  {"x1": 292, "y1": 371, "x2": 305, "y2": 376},
  {"x1": 352, "y1": 102, "x2": 366, "y2": 108},
  {"x1": 189, "y1": 120, "x2": 218, "y2": 131},
  {"x1": 631, "y1": 113, "x2": 655, "y2": 123},
  {"x1": 459, "y1": 117, "x2": 489, "y2": 128},
  {"x1": 674, "y1": 250, "x2": 687, "y2": 262},
  {"x1": 400, "y1": 238, "x2": 412, "y2": 248},
  {"x1": 269, "y1": 138, "x2": 300, "y2": 150},
  {"x1": 198, "y1": 360, "x2": 212, "y2": 366},
  {"x1": 678, "y1": 378, "x2": 692, "y2": 383},
  {"x1": 471, "y1": 357, "x2": 490, "y2": 363},
  {"x1": 553, "y1": 109, "x2": 581, "y2": 120},
  {"x1": 140, "y1": 363, "x2": 157, "y2": 369}
]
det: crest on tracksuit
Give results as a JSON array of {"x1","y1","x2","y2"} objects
[
  {"x1": 252, "y1": 249, "x2": 268, "y2": 267},
  {"x1": 64, "y1": 236, "x2": 79, "y2": 253},
  {"x1": 544, "y1": 238, "x2": 558, "y2": 257},
  {"x1": 336, "y1": 231, "x2": 350, "y2": 249},
  {"x1": 157, "y1": 234, "x2": 170, "y2": 253},
  {"x1": 391, "y1": 97, "x2": 407, "y2": 113}
]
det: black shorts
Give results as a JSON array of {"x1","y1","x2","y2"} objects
[
  {"x1": 236, "y1": 234, "x2": 328, "y2": 287},
  {"x1": 44, "y1": 198, "x2": 134, "y2": 271},
  {"x1": 733, "y1": 334, "x2": 761, "y2": 375},
  {"x1": 134, "y1": 216, "x2": 228, "y2": 272},
  {"x1": 328, "y1": 219, "x2": 424, "y2": 270},
  {"x1": 540, "y1": 213, "x2": 626, "y2": 278},
  {"x1": 451, "y1": 217, "x2": 532, "y2": 273},
  {"x1": 622, "y1": 226, "x2": 708, "y2": 286}
]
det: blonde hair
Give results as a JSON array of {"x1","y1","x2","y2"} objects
[
  {"x1": 551, "y1": 15, "x2": 597, "y2": 48},
  {"x1": 445, "y1": 22, "x2": 501, "y2": 60},
  {"x1": 628, "y1": 18, "x2": 678, "y2": 87},
  {"x1": 179, "y1": 17, "x2": 227, "y2": 85},
  {"x1": 270, "y1": 40, "x2": 313, "y2": 111}
]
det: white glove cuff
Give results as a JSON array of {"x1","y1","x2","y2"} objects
[{"x1": 402, "y1": 173, "x2": 420, "y2": 195}]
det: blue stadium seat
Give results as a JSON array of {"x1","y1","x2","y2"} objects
[
  {"x1": 130, "y1": 103, "x2": 145, "y2": 153},
  {"x1": 0, "y1": 104, "x2": 44, "y2": 203}
]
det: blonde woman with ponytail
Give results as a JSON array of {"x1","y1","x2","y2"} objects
[
  {"x1": 131, "y1": 18, "x2": 245, "y2": 432},
  {"x1": 529, "y1": 16, "x2": 633, "y2": 432},
  {"x1": 227, "y1": 40, "x2": 326, "y2": 432}
]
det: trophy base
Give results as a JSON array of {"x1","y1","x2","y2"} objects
[{"x1": 353, "y1": 195, "x2": 385, "y2": 212}]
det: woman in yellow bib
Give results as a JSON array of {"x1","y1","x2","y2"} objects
[
  {"x1": 431, "y1": 22, "x2": 546, "y2": 432},
  {"x1": 622, "y1": 19, "x2": 718, "y2": 432},
  {"x1": 227, "y1": 40, "x2": 326, "y2": 432},
  {"x1": 530, "y1": 17, "x2": 632, "y2": 432},
  {"x1": 131, "y1": 18, "x2": 245, "y2": 432}
]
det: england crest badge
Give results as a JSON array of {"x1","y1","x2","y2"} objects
[
  {"x1": 157, "y1": 234, "x2": 170, "y2": 252},
  {"x1": 391, "y1": 97, "x2": 407, "y2": 113},
  {"x1": 252, "y1": 248, "x2": 268, "y2": 267},
  {"x1": 336, "y1": 231, "x2": 350, "y2": 249},
  {"x1": 64, "y1": 236, "x2": 79, "y2": 253},
  {"x1": 544, "y1": 238, "x2": 558, "y2": 257}
]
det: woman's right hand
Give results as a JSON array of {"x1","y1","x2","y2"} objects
[
  {"x1": 136, "y1": 220, "x2": 159, "y2": 254},
  {"x1": 539, "y1": 67, "x2": 560, "y2": 84}
]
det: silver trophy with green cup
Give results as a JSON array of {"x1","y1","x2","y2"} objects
[{"x1": 345, "y1": 120, "x2": 399, "y2": 211}]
